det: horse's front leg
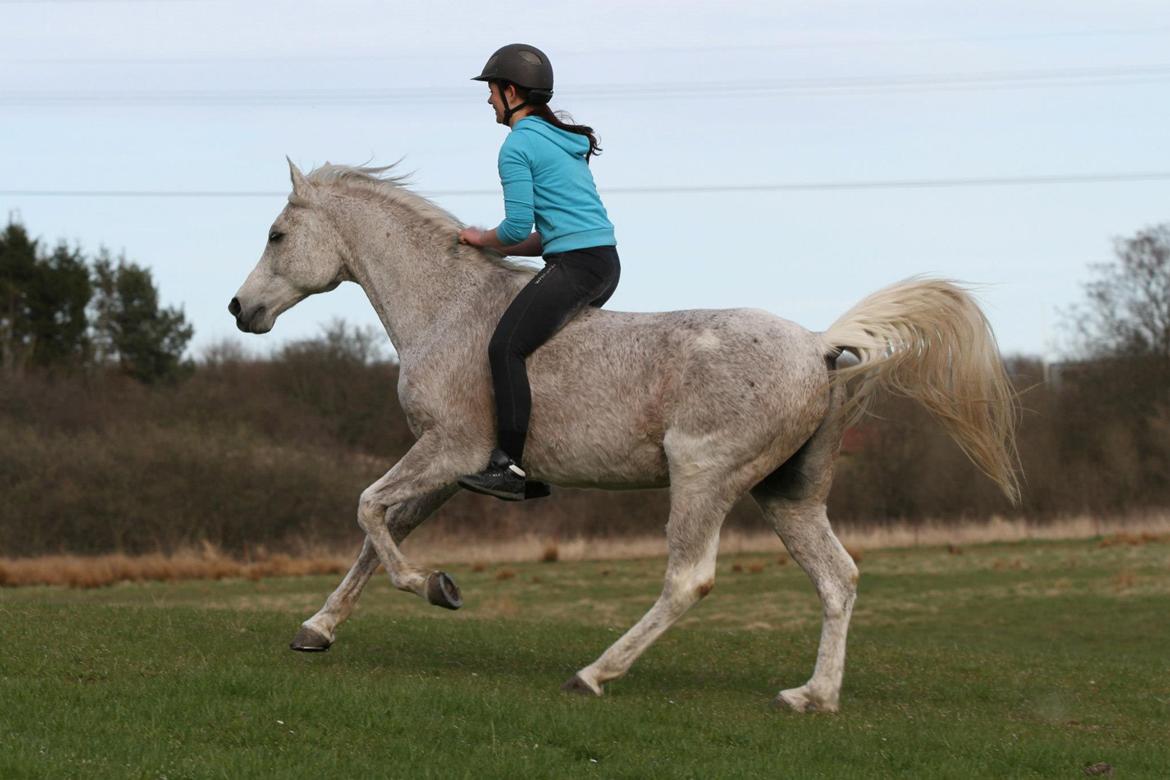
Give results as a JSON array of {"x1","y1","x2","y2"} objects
[
  {"x1": 291, "y1": 483, "x2": 459, "y2": 651},
  {"x1": 355, "y1": 435, "x2": 473, "y2": 607}
]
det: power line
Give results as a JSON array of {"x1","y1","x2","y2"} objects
[
  {"x1": 2, "y1": 24, "x2": 1170, "y2": 64},
  {"x1": 0, "y1": 0, "x2": 204, "y2": 4},
  {"x1": 3, "y1": 172, "x2": 1169, "y2": 199},
  {"x1": 4, "y1": 26, "x2": 1170, "y2": 64},
  {"x1": 3, "y1": 63, "x2": 1170, "y2": 106}
]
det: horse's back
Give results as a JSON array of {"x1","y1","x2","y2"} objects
[{"x1": 522, "y1": 306, "x2": 830, "y2": 486}]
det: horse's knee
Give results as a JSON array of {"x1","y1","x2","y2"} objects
[
  {"x1": 837, "y1": 548, "x2": 860, "y2": 592},
  {"x1": 690, "y1": 560, "x2": 718, "y2": 601},
  {"x1": 695, "y1": 578, "x2": 715, "y2": 600},
  {"x1": 845, "y1": 557, "x2": 860, "y2": 588},
  {"x1": 357, "y1": 488, "x2": 383, "y2": 534},
  {"x1": 822, "y1": 592, "x2": 850, "y2": 620},
  {"x1": 664, "y1": 562, "x2": 717, "y2": 608}
]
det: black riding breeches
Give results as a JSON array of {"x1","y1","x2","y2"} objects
[{"x1": 488, "y1": 244, "x2": 620, "y2": 465}]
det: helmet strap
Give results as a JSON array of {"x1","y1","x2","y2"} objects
[
  {"x1": 502, "y1": 98, "x2": 529, "y2": 125},
  {"x1": 496, "y1": 81, "x2": 530, "y2": 126}
]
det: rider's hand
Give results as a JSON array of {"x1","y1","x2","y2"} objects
[{"x1": 458, "y1": 227, "x2": 485, "y2": 246}]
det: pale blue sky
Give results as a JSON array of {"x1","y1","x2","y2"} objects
[{"x1": 2, "y1": 0, "x2": 1169, "y2": 360}]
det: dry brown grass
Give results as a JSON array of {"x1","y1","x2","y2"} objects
[
  {"x1": 4, "y1": 512, "x2": 1168, "y2": 589},
  {"x1": 1096, "y1": 532, "x2": 1165, "y2": 548},
  {"x1": 401, "y1": 512, "x2": 1170, "y2": 566},
  {"x1": 0, "y1": 544, "x2": 347, "y2": 589},
  {"x1": 1112, "y1": 569, "x2": 1138, "y2": 592}
]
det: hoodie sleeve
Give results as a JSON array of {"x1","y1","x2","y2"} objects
[{"x1": 495, "y1": 136, "x2": 535, "y2": 245}]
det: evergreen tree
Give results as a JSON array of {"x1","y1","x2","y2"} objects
[
  {"x1": 0, "y1": 220, "x2": 92, "y2": 371},
  {"x1": 0, "y1": 221, "x2": 39, "y2": 372},
  {"x1": 28, "y1": 241, "x2": 92, "y2": 367},
  {"x1": 91, "y1": 251, "x2": 193, "y2": 383}
]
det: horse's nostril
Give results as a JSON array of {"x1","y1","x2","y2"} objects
[{"x1": 228, "y1": 297, "x2": 241, "y2": 317}]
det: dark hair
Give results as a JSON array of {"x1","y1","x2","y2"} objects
[{"x1": 496, "y1": 81, "x2": 602, "y2": 162}]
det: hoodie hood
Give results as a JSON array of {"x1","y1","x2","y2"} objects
[{"x1": 513, "y1": 116, "x2": 590, "y2": 158}]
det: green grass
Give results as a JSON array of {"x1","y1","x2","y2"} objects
[{"x1": 2, "y1": 538, "x2": 1169, "y2": 778}]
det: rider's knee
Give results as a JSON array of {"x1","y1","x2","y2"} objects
[{"x1": 487, "y1": 330, "x2": 514, "y2": 363}]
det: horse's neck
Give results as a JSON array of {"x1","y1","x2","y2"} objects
[{"x1": 329, "y1": 193, "x2": 525, "y2": 362}]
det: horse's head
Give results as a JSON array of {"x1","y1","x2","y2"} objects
[{"x1": 229, "y1": 159, "x2": 350, "y2": 334}]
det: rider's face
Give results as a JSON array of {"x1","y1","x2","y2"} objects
[{"x1": 487, "y1": 82, "x2": 513, "y2": 126}]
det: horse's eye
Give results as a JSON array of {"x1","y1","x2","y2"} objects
[{"x1": 268, "y1": 230, "x2": 285, "y2": 243}]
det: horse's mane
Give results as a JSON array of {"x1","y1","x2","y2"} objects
[{"x1": 304, "y1": 162, "x2": 536, "y2": 274}]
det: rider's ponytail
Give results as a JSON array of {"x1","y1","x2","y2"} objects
[
  {"x1": 528, "y1": 103, "x2": 602, "y2": 163},
  {"x1": 498, "y1": 80, "x2": 602, "y2": 163}
]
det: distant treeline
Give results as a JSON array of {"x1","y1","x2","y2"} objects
[{"x1": 2, "y1": 220, "x2": 1168, "y2": 556}]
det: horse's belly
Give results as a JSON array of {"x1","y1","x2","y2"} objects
[{"x1": 522, "y1": 414, "x2": 670, "y2": 488}]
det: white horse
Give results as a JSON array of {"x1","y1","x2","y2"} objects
[{"x1": 229, "y1": 160, "x2": 1019, "y2": 712}]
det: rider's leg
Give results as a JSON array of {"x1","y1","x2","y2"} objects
[
  {"x1": 491, "y1": 247, "x2": 621, "y2": 463},
  {"x1": 459, "y1": 246, "x2": 619, "y2": 501}
]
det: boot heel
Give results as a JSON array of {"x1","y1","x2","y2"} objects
[{"x1": 524, "y1": 481, "x2": 552, "y2": 500}]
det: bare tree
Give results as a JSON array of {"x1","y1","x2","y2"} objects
[
  {"x1": 1057, "y1": 223, "x2": 1170, "y2": 511},
  {"x1": 1068, "y1": 224, "x2": 1170, "y2": 361}
]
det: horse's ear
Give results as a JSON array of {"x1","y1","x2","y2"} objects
[{"x1": 286, "y1": 156, "x2": 311, "y2": 200}]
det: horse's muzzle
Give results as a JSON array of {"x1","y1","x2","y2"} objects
[{"x1": 229, "y1": 298, "x2": 268, "y2": 333}]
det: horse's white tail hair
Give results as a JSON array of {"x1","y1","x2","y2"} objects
[{"x1": 820, "y1": 277, "x2": 1021, "y2": 504}]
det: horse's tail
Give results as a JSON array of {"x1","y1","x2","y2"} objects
[{"x1": 819, "y1": 277, "x2": 1021, "y2": 503}]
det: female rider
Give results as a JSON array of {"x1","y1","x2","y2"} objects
[{"x1": 457, "y1": 43, "x2": 620, "y2": 502}]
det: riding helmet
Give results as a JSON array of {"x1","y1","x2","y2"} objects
[{"x1": 471, "y1": 43, "x2": 554, "y2": 102}]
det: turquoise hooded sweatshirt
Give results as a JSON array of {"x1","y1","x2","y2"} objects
[{"x1": 494, "y1": 116, "x2": 616, "y2": 254}]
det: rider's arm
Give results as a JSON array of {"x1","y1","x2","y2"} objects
[
  {"x1": 459, "y1": 228, "x2": 540, "y2": 255},
  {"x1": 495, "y1": 138, "x2": 535, "y2": 247},
  {"x1": 500, "y1": 232, "x2": 542, "y2": 256},
  {"x1": 457, "y1": 136, "x2": 543, "y2": 254}
]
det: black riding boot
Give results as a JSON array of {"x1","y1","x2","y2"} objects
[{"x1": 458, "y1": 449, "x2": 551, "y2": 501}]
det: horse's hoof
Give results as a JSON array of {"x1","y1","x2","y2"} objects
[
  {"x1": 561, "y1": 674, "x2": 603, "y2": 696},
  {"x1": 772, "y1": 686, "x2": 837, "y2": 713},
  {"x1": 289, "y1": 625, "x2": 332, "y2": 652},
  {"x1": 425, "y1": 571, "x2": 463, "y2": 610}
]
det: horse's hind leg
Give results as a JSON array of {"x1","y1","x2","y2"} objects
[
  {"x1": 750, "y1": 418, "x2": 857, "y2": 712},
  {"x1": 757, "y1": 496, "x2": 857, "y2": 712},
  {"x1": 565, "y1": 476, "x2": 734, "y2": 695},
  {"x1": 291, "y1": 483, "x2": 459, "y2": 651}
]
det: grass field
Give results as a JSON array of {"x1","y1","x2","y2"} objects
[{"x1": 2, "y1": 537, "x2": 1168, "y2": 778}]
